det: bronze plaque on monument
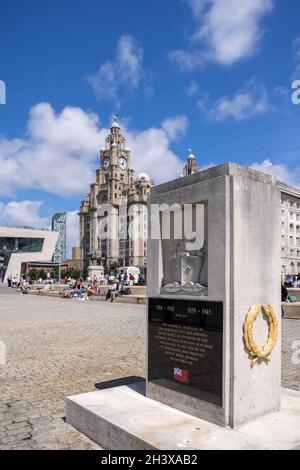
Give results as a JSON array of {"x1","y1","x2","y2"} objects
[{"x1": 148, "y1": 298, "x2": 223, "y2": 407}]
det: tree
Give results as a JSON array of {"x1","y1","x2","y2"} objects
[
  {"x1": 38, "y1": 269, "x2": 47, "y2": 280},
  {"x1": 61, "y1": 268, "x2": 82, "y2": 280},
  {"x1": 29, "y1": 268, "x2": 39, "y2": 281},
  {"x1": 108, "y1": 261, "x2": 120, "y2": 274}
]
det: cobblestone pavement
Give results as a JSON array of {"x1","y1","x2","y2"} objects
[
  {"x1": 0, "y1": 286, "x2": 146, "y2": 449},
  {"x1": 0, "y1": 285, "x2": 299, "y2": 449},
  {"x1": 282, "y1": 318, "x2": 300, "y2": 392}
]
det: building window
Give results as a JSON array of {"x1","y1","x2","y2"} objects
[
  {"x1": 291, "y1": 262, "x2": 295, "y2": 274},
  {"x1": 0, "y1": 237, "x2": 45, "y2": 280},
  {"x1": 0, "y1": 237, "x2": 45, "y2": 254}
]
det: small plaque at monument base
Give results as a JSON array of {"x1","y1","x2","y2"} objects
[{"x1": 148, "y1": 298, "x2": 223, "y2": 407}]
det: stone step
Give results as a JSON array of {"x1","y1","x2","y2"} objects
[
  {"x1": 26, "y1": 289, "x2": 146, "y2": 305},
  {"x1": 66, "y1": 385, "x2": 300, "y2": 450},
  {"x1": 287, "y1": 288, "x2": 300, "y2": 302},
  {"x1": 282, "y1": 302, "x2": 300, "y2": 319}
]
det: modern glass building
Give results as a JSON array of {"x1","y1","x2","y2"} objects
[
  {"x1": 51, "y1": 212, "x2": 67, "y2": 263},
  {"x1": 0, "y1": 227, "x2": 58, "y2": 282},
  {"x1": 0, "y1": 237, "x2": 44, "y2": 281}
]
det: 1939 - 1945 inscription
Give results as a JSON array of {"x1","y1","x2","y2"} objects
[{"x1": 148, "y1": 298, "x2": 223, "y2": 407}]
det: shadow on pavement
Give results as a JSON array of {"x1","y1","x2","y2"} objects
[{"x1": 95, "y1": 376, "x2": 146, "y2": 395}]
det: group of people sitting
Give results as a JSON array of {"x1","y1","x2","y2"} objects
[
  {"x1": 6, "y1": 276, "x2": 33, "y2": 294},
  {"x1": 7, "y1": 270, "x2": 145, "y2": 301},
  {"x1": 18, "y1": 278, "x2": 31, "y2": 294},
  {"x1": 7, "y1": 275, "x2": 21, "y2": 288},
  {"x1": 62, "y1": 279, "x2": 89, "y2": 300},
  {"x1": 283, "y1": 273, "x2": 300, "y2": 288},
  {"x1": 281, "y1": 273, "x2": 300, "y2": 303}
]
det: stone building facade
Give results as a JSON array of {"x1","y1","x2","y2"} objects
[
  {"x1": 278, "y1": 181, "x2": 300, "y2": 275},
  {"x1": 79, "y1": 119, "x2": 152, "y2": 270}
]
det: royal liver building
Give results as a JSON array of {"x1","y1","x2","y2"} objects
[{"x1": 79, "y1": 118, "x2": 152, "y2": 270}]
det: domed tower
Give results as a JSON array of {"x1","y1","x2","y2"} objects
[
  {"x1": 183, "y1": 148, "x2": 200, "y2": 176},
  {"x1": 129, "y1": 173, "x2": 153, "y2": 204},
  {"x1": 127, "y1": 173, "x2": 153, "y2": 267}
]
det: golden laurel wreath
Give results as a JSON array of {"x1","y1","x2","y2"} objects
[{"x1": 243, "y1": 304, "x2": 278, "y2": 367}]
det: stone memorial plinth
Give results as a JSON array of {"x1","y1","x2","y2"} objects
[
  {"x1": 147, "y1": 163, "x2": 281, "y2": 427},
  {"x1": 66, "y1": 163, "x2": 300, "y2": 449},
  {"x1": 88, "y1": 264, "x2": 104, "y2": 280}
]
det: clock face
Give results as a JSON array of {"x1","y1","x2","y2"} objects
[
  {"x1": 118, "y1": 156, "x2": 127, "y2": 170},
  {"x1": 102, "y1": 156, "x2": 110, "y2": 170}
]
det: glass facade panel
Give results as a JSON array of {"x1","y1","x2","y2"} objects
[{"x1": 0, "y1": 237, "x2": 44, "y2": 281}]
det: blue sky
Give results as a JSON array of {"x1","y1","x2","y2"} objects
[{"x1": 1, "y1": 0, "x2": 300, "y2": 251}]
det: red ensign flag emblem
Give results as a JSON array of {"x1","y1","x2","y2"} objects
[{"x1": 173, "y1": 368, "x2": 189, "y2": 383}]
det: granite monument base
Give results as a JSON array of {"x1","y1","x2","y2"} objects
[
  {"x1": 147, "y1": 163, "x2": 282, "y2": 427},
  {"x1": 65, "y1": 384, "x2": 300, "y2": 450},
  {"x1": 88, "y1": 265, "x2": 104, "y2": 279}
]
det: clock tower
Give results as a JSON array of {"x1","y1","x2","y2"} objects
[
  {"x1": 79, "y1": 116, "x2": 152, "y2": 270},
  {"x1": 98, "y1": 116, "x2": 134, "y2": 206}
]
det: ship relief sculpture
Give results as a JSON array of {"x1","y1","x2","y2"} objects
[{"x1": 160, "y1": 203, "x2": 208, "y2": 296}]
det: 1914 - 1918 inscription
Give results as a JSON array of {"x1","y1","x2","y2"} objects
[{"x1": 148, "y1": 298, "x2": 223, "y2": 407}]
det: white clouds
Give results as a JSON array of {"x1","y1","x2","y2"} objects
[
  {"x1": 251, "y1": 159, "x2": 300, "y2": 188},
  {"x1": 116, "y1": 35, "x2": 143, "y2": 89},
  {"x1": 0, "y1": 103, "x2": 107, "y2": 197},
  {"x1": 0, "y1": 103, "x2": 188, "y2": 258},
  {"x1": 184, "y1": 80, "x2": 199, "y2": 96},
  {"x1": 0, "y1": 201, "x2": 49, "y2": 228},
  {"x1": 171, "y1": 0, "x2": 274, "y2": 69},
  {"x1": 161, "y1": 115, "x2": 189, "y2": 141},
  {"x1": 200, "y1": 79, "x2": 270, "y2": 121},
  {"x1": 124, "y1": 127, "x2": 184, "y2": 184},
  {"x1": 0, "y1": 102, "x2": 186, "y2": 196},
  {"x1": 0, "y1": 201, "x2": 79, "y2": 258},
  {"x1": 88, "y1": 62, "x2": 117, "y2": 101},
  {"x1": 88, "y1": 35, "x2": 145, "y2": 104}
]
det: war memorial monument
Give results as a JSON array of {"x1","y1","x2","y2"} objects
[{"x1": 66, "y1": 163, "x2": 300, "y2": 450}]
